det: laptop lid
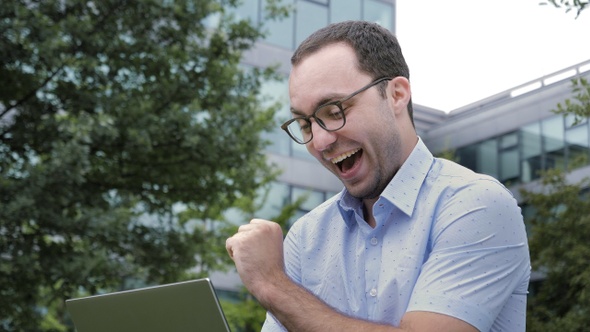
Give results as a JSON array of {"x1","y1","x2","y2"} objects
[{"x1": 65, "y1": 278, "x2": 231, "y2": 332}]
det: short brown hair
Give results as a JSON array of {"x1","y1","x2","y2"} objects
[{"x1": 291, "y1": 20, "x2": 414, "y2": 124}]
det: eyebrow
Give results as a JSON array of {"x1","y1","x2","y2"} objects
[
  {"x1": 289, "y1": 92, "x2": 348, "y2": 117},
  {"x1": 289, "y1": 107, "x2": 306, "y2": 117}
]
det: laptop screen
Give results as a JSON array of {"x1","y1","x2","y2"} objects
[{"x1": 66, "y1": 278, "x2": 231, "y2": 332}]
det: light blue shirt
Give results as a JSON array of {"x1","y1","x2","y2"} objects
[{"x1": 262, "y1": 138, "x2": 531, "y2": 332}]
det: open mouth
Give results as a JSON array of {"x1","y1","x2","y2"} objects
[{"x1": 332, "y1": 148, "x2": 362, "y2": 173}]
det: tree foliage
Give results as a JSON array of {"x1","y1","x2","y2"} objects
[
  {"x1": 522, "y1": 169, "x2": 590, "y2": 331},
  {"x1": 523, "y1": 60, "x2": 590, "y2": 331},
  {"x1": 216, "y1": 182, "x2": 309, "y2": 330},
  {"x1": 222, "y1": 295, "x2": 267, "y2": 332},
  {"x1": 0, "y1": 0, "x2": 283, "y2": 329},
  {"x1": 541, "y1": 0, "x2": 589, "y2": 18},
  {"x1": 553, "y1": 77, "x2": 590, "y2": 125}
]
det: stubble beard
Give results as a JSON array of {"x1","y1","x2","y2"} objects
[
  {"x1": 346, "y1": 166, "x2": 392, "y2": 201},
  {"x1": 348, "y1": 132, "x2": 402, "y2": 201}
]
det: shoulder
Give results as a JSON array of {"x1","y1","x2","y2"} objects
[
  {"x1": 434, "y1": 157, "x2": 497, "y2": 182},
  {"x1": 426, "y1": 158, "x2": 523, "y2": 231},
  {"x1": 431, "y1": 157, "x2": 514, "y2": 198},
  {"x1": 286, "y1": 191, "x2": 344, "y2": 239}
]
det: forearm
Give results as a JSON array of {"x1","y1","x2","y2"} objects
[
  {"x1": 226, "y1": 220, "x2": 477, "y2": 332},
  {"x1": 262, "y1": 279, "x2": 478, "y2": 332},
  {"x1": 260, "y1": 272, "x2": 397, "y2": 332}
]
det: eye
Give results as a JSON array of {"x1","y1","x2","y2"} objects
[
  {"x1": 295, "y1": 118, "x2": 311, "y2": 133},
  {"x1": 316, "y1": 103, "x2": 344, "y2": 127},
  {"x1": 318, "y1": 103, "x2": 343, "y2": 120}
]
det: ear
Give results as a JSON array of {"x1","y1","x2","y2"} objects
[{"x1": 387, "y1": 76, "x2": 411, "y2": 117}]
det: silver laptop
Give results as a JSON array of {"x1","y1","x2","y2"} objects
[{"x1": 65, "y1": 278, "x2": 231, "y2": 332}]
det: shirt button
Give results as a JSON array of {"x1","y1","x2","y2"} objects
[
  {"x1": 369, "y1": 288, "x2": 377, "y2": 297},
  {"x1": 370, "y1": 237, "x2": 378, "y2": 245}
]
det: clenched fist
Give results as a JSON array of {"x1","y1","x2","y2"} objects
[{"x1": 226, "y1": 219, "x2": 286, "y2": 304}]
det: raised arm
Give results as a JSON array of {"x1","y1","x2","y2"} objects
[{"x1": 225, "y1": 219, "x2": 478, "y2": 332}]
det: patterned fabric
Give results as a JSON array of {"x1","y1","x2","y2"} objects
[{"x1": 262, "y1": 138, "x2": 530, "y2": 332}]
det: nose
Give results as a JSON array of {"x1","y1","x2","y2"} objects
[{"x1": 309, "y1": 121, "x2": 337, "y2": 152}]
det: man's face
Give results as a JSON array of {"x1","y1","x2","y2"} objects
[{"x1": 288, "y1": 43, "x2": 406, "y2": 200}]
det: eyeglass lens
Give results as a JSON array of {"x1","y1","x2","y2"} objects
[{"x1": 287, "y1": 103, "x2": 345, "y2": 143}]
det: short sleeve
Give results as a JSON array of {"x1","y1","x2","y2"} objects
[
  {"x1": 261, "y1": 312, "x2": 287, "y2": 332},
  {"x1": 406, "y1": 179, "x2": 530, "y2": 331}
]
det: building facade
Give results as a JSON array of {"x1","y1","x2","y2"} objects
[
  {"x1": 423, "y1": 60, "x2": 590, "y2": 198},
  {"x1": 213, "y1": 0, "x2": 590, "y2": 298},
  {"x1": 212, "y1": 0, "x2": 397, "y2": 294}
]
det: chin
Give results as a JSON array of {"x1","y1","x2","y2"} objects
[{"x1": 346, "y1": 180, "x2": 387, "y2": 201}]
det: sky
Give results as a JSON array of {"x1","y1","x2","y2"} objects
[{"x1": 395, "y1": 0, "x2": 590, "y2": 113}]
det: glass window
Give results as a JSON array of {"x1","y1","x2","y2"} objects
[
  {"x1": 565, "y1": 114, "x2": 590, "y2": 168},
  {"x1": 542, "y1": 116, "x2": 565, "y2": 151},
  {"x1": 500, "y1": 132, "x2": 518, "y2": 149},
  {"x1": 478, "y1": 139, "x2": 499, "y2": 179},
  {"x1": 231, "y1": 0, "x2": 259, "y2": 23},
  {"x1": 499, "y1": 132, "x2": 519, "y2": 184},
  {"x1": 456, "y1": 145, "x2": 478, "y2": 171},
  {"x1": 260, "y1": 77, "x2": 291, "y2": 155},
  {"x1": 521, "y1": 122, "x2": 543, "y2": 182},
  {"x1": 500, "y1": 148, "x2": 519, "y2": 184},
  {"x1": 565, "y1": 113, "x2": 588, "y2": 127},
  {"x1": 290, "y1": 186, "x2": 327, "y2": 226},
  {"x1": 292, "y1": 187, "x2": 325, "y2": 212},
  {"x1": 263, "y1": 0, "x2": 295, "y2": 49},
  {"x1": 456, "y1": 139, "x2": 498, "y2": 179},
  {"x1": 542, "y1": 115, "x2": 565, "y2": 171},
  {"x1": 566, "y1": 124, "x2": 590, "y2": 147},
  {"x1": 292, "y1": 140, "x2": 315, "y2": 161},
  {"x1": 256, "y1": 182, "x2": 290, "y2": 220},
  {"x1": 295, "y1": 1, "x2": 328, "y2": 47},
  {"x1": 363, "y1": 0, "x2": 394, "y2": 31},
  {"x1": 330, "y1": 0, "x2": 362, "y2": 23}
]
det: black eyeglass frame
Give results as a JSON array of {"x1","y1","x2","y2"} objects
[{"x1": 281, "y1": 77, "x2": 393, "y2": 144}]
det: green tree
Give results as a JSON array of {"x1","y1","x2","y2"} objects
[
  {"x1": 222, "y1": 295, "x2": 266, "y2": 332},
  {"x1": 218, "y1": 186, "x2": 308, "y2": 331},
  {"x1": 524, "y1": 3, "x2": 590, "y2": 330},
  {"x1": 522, "y1": 169, "x2": 590, "y2": 331},
  {"x1": 522, "y1": 65, "x2": 590, "y2": 331},
  {"x1": 553, "y1": 77, "x2": 590, "y2": 125},
  {"x1": 541, "y1": 0, "x2": 589, "y2": 17},
  {"x1": 0, "y1": 0, "x2": 284, "y2": 330}
]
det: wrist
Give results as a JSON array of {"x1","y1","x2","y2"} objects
[{"x1": 254, "y1": 270, "x2": 293, "y2": 309}]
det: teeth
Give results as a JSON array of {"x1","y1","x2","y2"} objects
[{"x1": 331, "y1": 148, "x2": 360, "y2": 164}]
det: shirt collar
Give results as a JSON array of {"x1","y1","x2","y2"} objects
[{"x1": 337, "y1": 137, "x2": 434, "y2": 225}]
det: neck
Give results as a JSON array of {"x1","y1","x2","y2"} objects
[{"x1": 362, "y1": 198, "x2": 378, "y2": 228}]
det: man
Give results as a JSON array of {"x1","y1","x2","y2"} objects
[{"x1": 226, "y1": 21, "x2": 530, "y2": 332}]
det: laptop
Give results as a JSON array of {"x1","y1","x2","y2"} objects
[{"x1": 65, "y1": 278, "x2": 231, "y2": 332}]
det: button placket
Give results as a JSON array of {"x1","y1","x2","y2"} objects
[{"x1": 369, "y1": 288, "x2": 378, "y2": 297}]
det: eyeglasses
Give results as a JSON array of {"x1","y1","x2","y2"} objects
[{"x1": 281, "y1": 77, "x2": 393, "y2": 144}]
